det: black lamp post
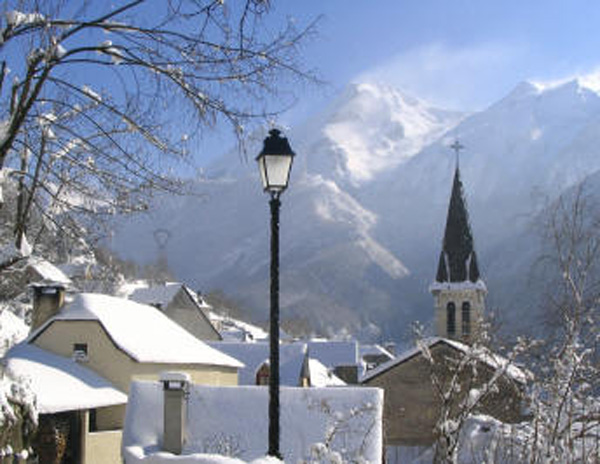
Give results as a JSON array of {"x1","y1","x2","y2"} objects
[{"x1": 256, "y1": 128, "x2": 295, "y2": 458}]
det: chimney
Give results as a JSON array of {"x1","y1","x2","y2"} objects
[
  {"x1": 160, "y1": 372, "x2": 190, "y2": 455},
  {"x1": 31, "y1": 283, "x2": 66, "y2": 331}
]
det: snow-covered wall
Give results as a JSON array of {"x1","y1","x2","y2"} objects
[{"x1": 123, "y1": 382, "x2": 383, "y2": 463}]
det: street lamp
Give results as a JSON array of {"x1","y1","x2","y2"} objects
[{"x1": 256, "y1": 128, "x2": 295, "y2": 458}]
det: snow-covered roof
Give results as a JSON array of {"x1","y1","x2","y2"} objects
[
  {"x1": 209, "y1": 341, "x2": 345, "y2": 386},
  {"x1": 429, "y1": 279, "x2": 487, "y2": 292},
  {"x1": 359, "y1": 343, "x2": 395, "y2": 360},
  {"x1": 124, "y1": 282, "x2": 188, "y2": 308},
  {"x1": 30, "y1": 293, "x2": 242, "y2": 368},
  {"x1": 123, "y1": 382, "x2": 383, "y2": 463},
  {"x1": 4, "y1": 343, "x2": 127, "y2": 414},
  {"x1": 361, "y1": 337, "x2": 529, "y2": 384},
  {"x1": 305, "y1": 358, "x2": 346, "y2": 387},
  {"x1": 209, "y1": 312, "x2": 269, "y2": 341},
  {"x1": 306, "y1": 339, "x2": 359, "y2": 368},
  {"x1": 26, "y1": 256, "x2": 72, "y2": 286}
]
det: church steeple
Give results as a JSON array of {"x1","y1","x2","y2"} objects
[
  {"x1": 430, "y1": 141, "x2": 486, "y2": 343},
  {"x1": 435, "y1": 166, "x2": 481, "y2": 283}
]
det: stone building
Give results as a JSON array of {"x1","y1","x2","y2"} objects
[{"x1": 361, "y1": 337, "x2": 528, "y2": 449}]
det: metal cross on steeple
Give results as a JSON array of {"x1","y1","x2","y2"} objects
[{"x1": 450, "y1": 139, "x2": 464, "y2": 167}]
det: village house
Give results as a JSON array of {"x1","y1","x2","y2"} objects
[
  {"x1": 122, "y1": 281, "x2": 222, "y2": 341},
  {"x1": 4, "y1": 286, "x2": 242, "y2": 464},
  {"x1": 4, "y1": 343, "x2": 128, "y2": 464},
  {"x1": 210, "y1": 338, "x2": 390, "y2": 387},
  {"x1": 211, "y1": 341, "x2": 345, "y2": 387}
]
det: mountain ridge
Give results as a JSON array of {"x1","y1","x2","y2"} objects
[{"x1": 112, "y1": 77, "x2": 600, "y2": 341}]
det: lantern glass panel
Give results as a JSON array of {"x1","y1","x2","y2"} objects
[{"x1": 260, "y1": 154, "x2": 293, "y2": 192}]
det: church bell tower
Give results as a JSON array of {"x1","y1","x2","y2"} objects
[{"x1": 430, "y1": 141, "x2": 486, "y2": 343}]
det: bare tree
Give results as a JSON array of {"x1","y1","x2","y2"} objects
[
  {"x1": 522, "y1": 182, "x2": 600, "y2": 463},
  {"x1": 0, "y1": 0, "x2": 318, "y2": 257},
  {"x1": 535, "y1": 182, "x2": 600, "y2": 337},
  {"x1": 410, "y1": 323, "x2": 529, "y2": 464}
]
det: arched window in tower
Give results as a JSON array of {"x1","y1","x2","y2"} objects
[
  {"x1": 462, "y1": 301, "x2": 471, "y2": 336},
  {"x1": 446, "y1": 302, "x2": 456, "y2": 337}
]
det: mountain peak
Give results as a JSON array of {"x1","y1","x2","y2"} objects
[
  {"x1": 320, "y1": 82, "x2": 463, "y2": 185},
  {"x1": 529, "y1": 73, "x2": 600, "y2": 98}
]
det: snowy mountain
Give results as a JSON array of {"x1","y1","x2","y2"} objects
[
  {"x1": 304, "y1": 83, "x2": 464, "y2": 186},
  {"x1": 112, "y1": 78, "x2": 600, "y2": 341},
  {"x1": 366, "y1": 78, "x2": 600, "y2": 335}
]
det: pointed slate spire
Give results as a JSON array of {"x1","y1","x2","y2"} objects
[{"x1": 435, "y1": 165, "x2": 481, "y2": 283}]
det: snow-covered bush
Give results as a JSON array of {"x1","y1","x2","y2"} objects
[
  {"x1": 0, "y1": 365, "x2": 37, "y2": 456},
  {"x1": 518, "y1": 325, "x2": 599, "y2": 463},
  {"x1": 299, "y1": 399, "x2": 380, "y2": 464}
]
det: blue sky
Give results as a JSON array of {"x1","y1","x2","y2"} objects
[
  {"x1": 272, "y1": 0, "x2": 600, "y2": 115},
  {"x1": 186, "y1": 1, "x2": 600, "y2": 166}
]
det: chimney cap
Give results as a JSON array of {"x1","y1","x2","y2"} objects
[
  {"x1": 160, "y1": 371, "x2": 191, "y2": 390},
  {"x1": 160, "y1": 371, "x2": 191, "y2": 383}
]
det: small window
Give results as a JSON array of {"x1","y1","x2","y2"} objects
[
  {"x1": 256, "y1": 364, "x2": 270, "y2": 386},
  {"x1": 462, "y1": 302, "x2": 471, "y2": 336},
  {"x1": 447, "y1": 302, "x2": 456, "y2": 337},
  {"x1": 73, "y1": 343, "x2": 88, "y2": 362},
  {"x1": 89, "y1": 409, "x2": 98, "y2": 432}
]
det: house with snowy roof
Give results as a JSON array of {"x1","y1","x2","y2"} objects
[
  {"x1": 123, "y1": 281, "x2": 222, "y2": 341},
  {"x1": 122, "y1": 374, "x2": 383, "y2": 463},
  {"x1": 5, "y1": 343, "x2": 128, "y2": 464},
  {"x1": 211, "y1": 341, "x2": 345, "y2": 387},
  {"x1": 210, "y1": 339, "x2": 369, "y2": 387},
  {"x1": 4, "y1": 288, "x2": 242, "y2": 464}
]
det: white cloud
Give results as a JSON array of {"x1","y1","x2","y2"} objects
[{"x1": 356, "y1": 42, "x2": 528, "y2": 111}]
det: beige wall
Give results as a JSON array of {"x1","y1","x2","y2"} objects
[
  {"x1": 32, "y1": 320, "x2": 237, "y2": 397},
  {"x1": 83, "y1": 430, "x2": 122, "y2": 464},
  {"x1": 164, "y1": 290, "x2": 221, "y2": 341},
  {"x1": 80, "y1": 409, "x2": 122, "y2": 464},
  {"x1": 363, "y1": 343, "x2": 524, "y2": 447}
]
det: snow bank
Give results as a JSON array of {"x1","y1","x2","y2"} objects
[
  {"x1": 123, "y1": 382, "x2": 383, "y2": 463},
  {"x1": 123, "y1": 448, "x2": 282, "y2": 464}
]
